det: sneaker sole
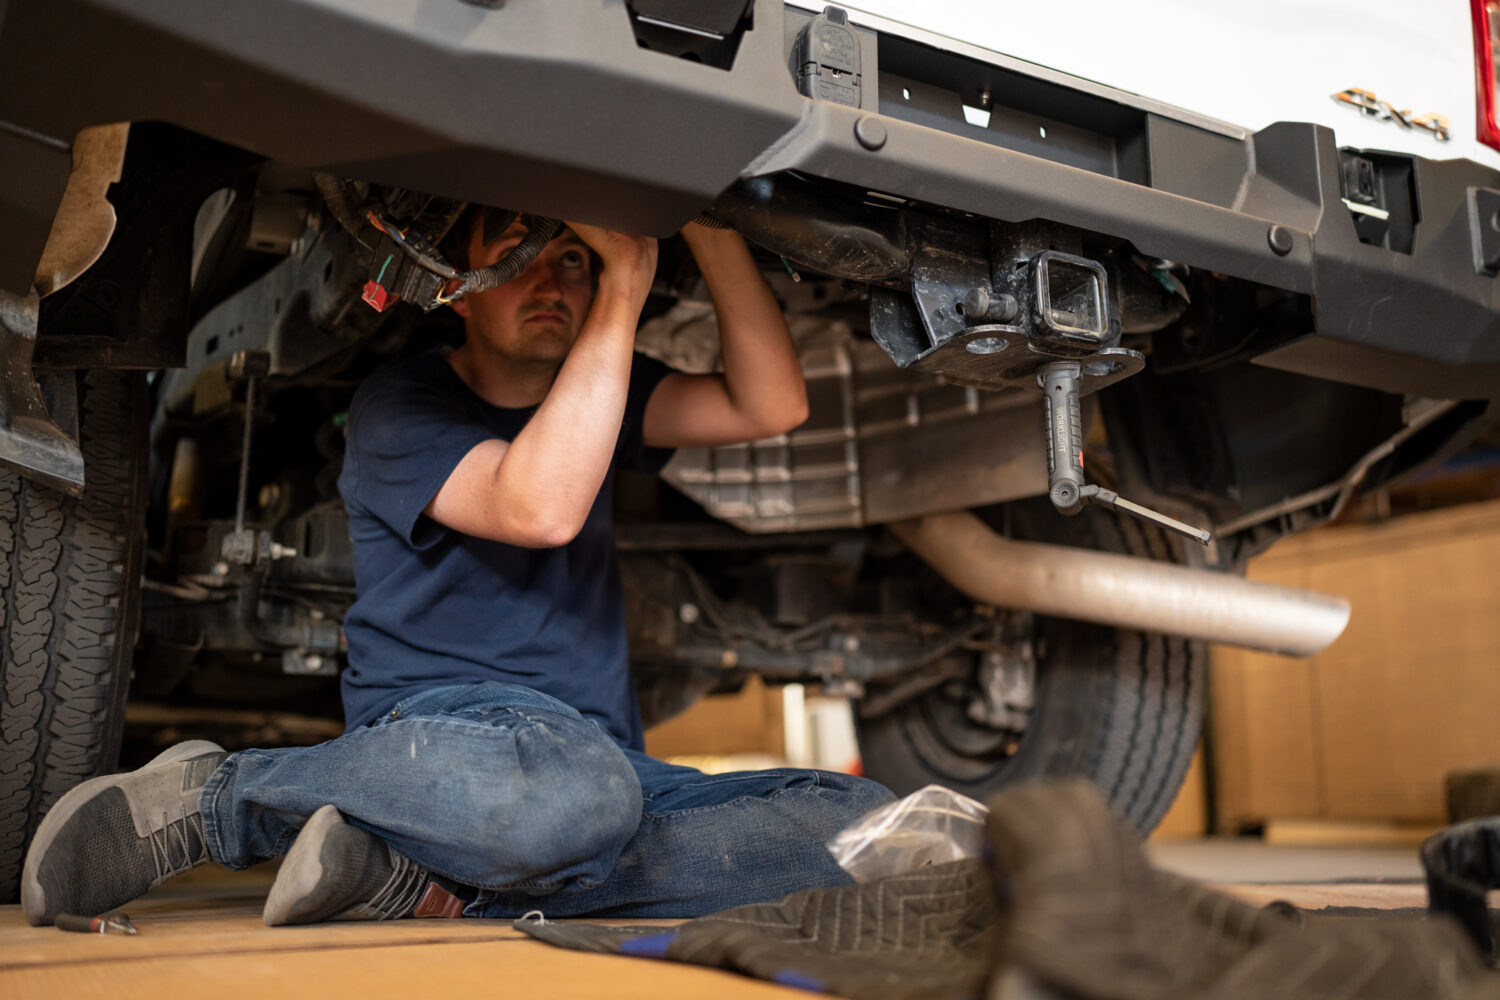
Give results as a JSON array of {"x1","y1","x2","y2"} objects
[
  {"x1": 21, "y1": 739, "x2": 225, "y2": 926},
  {"x1": 263, "y1": 803, "x2": 342, "y2": 927}
]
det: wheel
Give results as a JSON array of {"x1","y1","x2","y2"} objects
[
  {"x1": 0, "y1": 370, "x2": 148, "y2": 902},
  {"x1": 857, "y1": 497, "x2": 1206, "y2": 833}
]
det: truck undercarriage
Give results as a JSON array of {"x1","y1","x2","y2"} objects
[{"x1": 0, "y1": 0, "x2": 1496, "y2": 902}]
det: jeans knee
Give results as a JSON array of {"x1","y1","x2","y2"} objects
[
  {"x1": 841, "y1": 775, "x2": 897, "y2": 814},
  {"x1": 441, "y1": 724, "x2": 642, "y2": 885},
  {"x1": 793, "y1": 772, "x2": 895, "y2": 840},
  {"x1": 505, "y1": 752, "x2": 640, "y2": 878}
]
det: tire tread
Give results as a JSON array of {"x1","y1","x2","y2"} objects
[
  {"x1": 0, "y1": 371, "x2": 145, "y2": 901},
  {"x1": 858, "y1": 497, "x2": 1208, "y2": 833}
]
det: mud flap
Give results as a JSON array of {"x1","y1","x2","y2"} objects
[{"x1": 0, "y1": 290, "x2": 84, "y2": 495}]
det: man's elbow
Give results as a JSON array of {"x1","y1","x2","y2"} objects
[
  {"x1": 787, "y1": 392, "x2": 810, "y2": 431},
  {"x1": 484, "y1": 465, "x2": 589, "y2": 547},
  {"x1": 754, "y1": 392, "x2": 809, "y2": 440},
  {"x1": 523, "y1": 514, "x2": 584, "y2": 549},
  {"x1": 488, "y1": 507, "x2": 584, "y2": 549}
]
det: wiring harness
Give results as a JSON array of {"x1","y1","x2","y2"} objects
[
  {"x1": 314, "y1": 173, "x2": 562, "y2": 313},
  {"x1": 315, "y1": 173, "x2": 725, "y2": 314}
]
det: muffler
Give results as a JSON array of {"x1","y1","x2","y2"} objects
[{"x1": 890, "y1": 510, "x2": 1349, "y2": 657}]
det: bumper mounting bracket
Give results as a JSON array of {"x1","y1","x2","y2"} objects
[{"x1": 0, "y1": 290, "x2": 84, "y2": 494}]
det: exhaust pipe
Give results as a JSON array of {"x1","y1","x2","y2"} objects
[{"x1": 891, "y1": 511, "x2": 1349, "y2": 657}]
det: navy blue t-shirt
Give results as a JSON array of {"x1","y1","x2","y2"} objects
[{"x1": 336, "y1": 348, "x2": 674, "y2": 749}]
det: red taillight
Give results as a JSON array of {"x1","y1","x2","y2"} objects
[{"x1": 1473, "y1": 0, "x2": 1500, "y2": 151}]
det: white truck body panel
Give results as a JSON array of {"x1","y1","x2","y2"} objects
[{"x1": 794, "y1": 0, "x2": 1497, "y2": 170}]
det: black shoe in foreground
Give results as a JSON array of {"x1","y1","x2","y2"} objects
[
  {"x1": 21, "y1": 739, "x2": 228, "y2": 926},
  {"x1": 263, "y1": 804, "x2": 435, "y2": 926}
]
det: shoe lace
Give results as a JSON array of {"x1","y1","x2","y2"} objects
[
  {"x1": 146, "y1": 807, "x2": 207, "y2": 880},
  {"x1": 365, "y1": 847, "x2": 428, "y2": 920}
]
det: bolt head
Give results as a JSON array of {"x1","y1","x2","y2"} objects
[
  {"x1": 1267, "y1": 224, "x2": 1294, "y2": 256},
  {"x1": 854, "y1": 116, "x2": 887, "y2": 150}
]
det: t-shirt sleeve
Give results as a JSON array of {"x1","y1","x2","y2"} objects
[
  {"x1": 343, "y1": 370, "x2": 495, "y2": 549},
  {"x1": 620, "y1": 352, "x2": 678, "y2": 475}
]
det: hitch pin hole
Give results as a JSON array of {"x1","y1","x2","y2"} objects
[{"x1": 965, "y1": 336, "x2": 1008, "y2": 356}]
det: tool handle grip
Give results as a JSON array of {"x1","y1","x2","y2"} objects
[
  {"x1": 1040, "y1": 363, "x2": 1085, "y2": 513},
  {"x1": 55, "y1": 913, "x2": 98, "y2": 933}
]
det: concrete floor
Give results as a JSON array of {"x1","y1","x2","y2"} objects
[
  {"x1": 0, "y1": 838, "x2": 1449, "y2": 1000},
  {"x1": 1150, "y1": 839, "x2": 1423, "y2": 884}
]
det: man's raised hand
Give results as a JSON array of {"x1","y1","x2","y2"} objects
[{"x1": 565, "y1": 221, "x2": 658, "y2": 303}]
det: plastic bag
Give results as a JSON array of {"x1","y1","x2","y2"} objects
[{"x1": 827, "y1": 783, "x2": 990, "y2": 882}]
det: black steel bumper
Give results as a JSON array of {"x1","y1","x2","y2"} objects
[{"x1": 1, "y1": 0, "x2": 1498, "y2": 396}]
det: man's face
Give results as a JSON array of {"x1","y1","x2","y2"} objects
[{"x1": 451, "y1": 220, "x2": 594, "y2": 367}]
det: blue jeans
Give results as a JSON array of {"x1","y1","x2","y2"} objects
[{"x1": 200, "y1": 681, "x2": 895, "y2": 918}]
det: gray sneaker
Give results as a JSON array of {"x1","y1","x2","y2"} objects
[
  {"x1": 21, "y1": 739, "x2": 227, "y2": 926},
  {"x1": 263, "y1": 804, "x2": 431, "y2": 926}
]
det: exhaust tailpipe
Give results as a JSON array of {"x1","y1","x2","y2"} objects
[{"x1": 891, "y1": 511, "x2": 1349, "y2": 657}]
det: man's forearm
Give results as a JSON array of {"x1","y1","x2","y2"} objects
[
  {"x1": 685, "y1": 226, "x2": 808, "y2": 434},
  {"x1": 492, "y1": 274, "x2": 644, "y2": 539}
]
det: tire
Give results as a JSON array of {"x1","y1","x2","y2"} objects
[
  {"x1": 857, "y1": 498, "x2": 1206, "y2": 833},
  {"x1": 0, "y1": 370, "x2": 148, "y2": 902}
]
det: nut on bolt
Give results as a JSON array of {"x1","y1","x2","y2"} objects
[{"x1": 266, "y1": 539, "x2": 298, "y2": 560}]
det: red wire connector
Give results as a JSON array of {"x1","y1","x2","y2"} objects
[{"x1": 361, "y1": 280, "x2": 397, "y2": 312}]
